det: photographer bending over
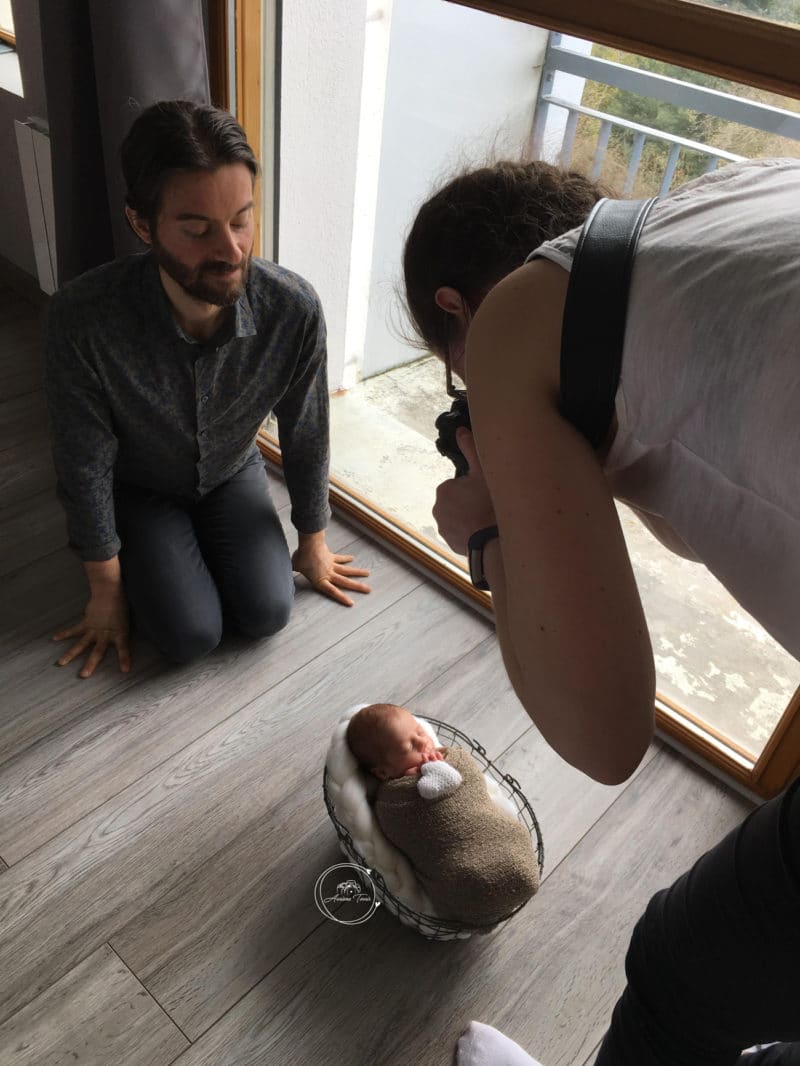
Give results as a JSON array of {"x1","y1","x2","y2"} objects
[{"x1": 404, "y1": 158, "x2": 800, "y2": 1066}]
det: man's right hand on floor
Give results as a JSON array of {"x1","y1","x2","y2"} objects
[{"x1": 53, "y1": 582, "x2": 131, "y2": 679}]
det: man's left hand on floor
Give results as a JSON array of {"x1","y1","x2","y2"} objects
[{"x1": 292, "y1": 531, "x2": 371, "y2": 606}]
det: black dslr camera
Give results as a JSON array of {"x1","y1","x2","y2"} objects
[{"x1": 435, "y1": 397, "x2": 471, "y2": 478}]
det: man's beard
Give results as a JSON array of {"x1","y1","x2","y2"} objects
[{"x1": 152, "y1": 237, "x2": 251, "y2": 308}]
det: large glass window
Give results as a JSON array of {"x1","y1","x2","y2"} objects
[
  {"x1": 0, "y1": 0, "x2": 14, "y2": 45},
  {"x1": 264, "y1": 0, "x2": 800, "y2": 788}
]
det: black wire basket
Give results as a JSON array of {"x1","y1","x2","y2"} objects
[{"x1": 322, "y1": 716, "x2": 545, "y2": 942}]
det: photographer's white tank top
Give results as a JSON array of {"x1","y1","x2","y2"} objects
[{"x1": 532, "y1": 158, "x2": 800, "y2": 658}]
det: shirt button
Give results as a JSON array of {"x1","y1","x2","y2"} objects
[{"x1": 200, "y1": 394, "x2": 210, "y2": 404}]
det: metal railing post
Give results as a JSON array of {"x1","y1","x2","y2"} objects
[{"x1": 528, "y1": 32, "x2": 560, "y2": 161}]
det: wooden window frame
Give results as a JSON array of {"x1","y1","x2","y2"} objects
[
  {"x1": 211, "y1": 0, "x2": 800, "y2": 798},
  {"x1": 0, "y1": 0, "x2": 14, "y2": 47},
  {"x1": 452, "y1": 0, "x2": 800, "y2": 101},
  {"x1": 208, "y1": 0, "x2": 264, "y2": 253}
]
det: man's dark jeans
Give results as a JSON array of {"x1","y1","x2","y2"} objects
[{"x1": 115, "y1": 456, "x2": 294, "y2": 663}]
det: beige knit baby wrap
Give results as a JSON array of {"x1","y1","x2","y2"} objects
[{"x1": 373, "y1": 746, "x2": 539, "y2": 926}]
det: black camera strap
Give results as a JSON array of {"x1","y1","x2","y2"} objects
[{"x1": 550, "y1": 196, "x2": 657, "y2": 450}]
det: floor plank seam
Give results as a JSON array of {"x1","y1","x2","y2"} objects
[
  {"x1": 408, "y1": 629, "x2": 496, "y2": 708},
  {"x1": 410, "y1": 646, "x2": 535, "y2": 761},
  {"x1": 0, "y1": 432, "x2": 50, "y2": 458},
  {"x1": 3, "y1": 603, "x2": 91, "y2": 654},
  {"x1": 533, "y1": 748, "x2": 669, "y2": 887},
  {"x1": 0, "y1": 661, "x2": 164, "y2": 776},
  {"x1": 0, "y1": 542, "x2": 66, "y2": 583},
  {"x1": 0, "y1": 440, "x2": 51, "y2": 465},
  {"x1": 170, "y1": 916, "x2": 330, "y2": 1050},
  {"x1": 0, "y1": 383, "x2": 47, "y2": 405},
  {"x1": 582, "y1": 1036, "x2": 604, "y2": 1066},
  {"x1": 0, "y1": 482, "x2": 59, "y2": 516},
  {"x1": 105, "y1": 941, "x2": 194, "y2": 1047},
  {"x1": 409, "y1": 630, "x2": 535, "y2": 759}
]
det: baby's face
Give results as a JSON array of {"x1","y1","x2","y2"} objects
[{"x1": 373, "y1": 708, "x2": 442, "y2": 780}]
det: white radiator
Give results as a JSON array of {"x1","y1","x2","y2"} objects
[{"x1": 14, "y1": 119, "x2": 57, "y2": 294}]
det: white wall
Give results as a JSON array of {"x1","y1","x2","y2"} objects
[
  {"x1": 342, "y1": 0, "x2": 393, "y2": 391},
  {"x1": 360, "y1": 0, "x2": 548, "y2": 378},
  {"x1": 278, "y1": 0, "x2": 368, "y2": 390},
  {"x1": 278, "y1": 0, "x2": 548, "y2": 387}
]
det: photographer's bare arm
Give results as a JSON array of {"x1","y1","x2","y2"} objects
[
  {"x1": 53, "y1": 557, "x2": 131, "y2": 678},
  {"x1": 435, "y1": 259, "x2": 654, "y2": 786}
]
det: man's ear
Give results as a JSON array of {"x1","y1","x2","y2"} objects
[{"x1": 125, "y1": 206, "x2": 153, "y2": 246}]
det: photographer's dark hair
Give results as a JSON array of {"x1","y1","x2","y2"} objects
[
  {"x1": 121, "y1": 100, "x2": 259, "y2": 226},
  {"x1": 403, "y1": 160, "x2": 607, "y2": 355}
]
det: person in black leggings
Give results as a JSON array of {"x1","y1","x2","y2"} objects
[
  {"x1": 457, "y1": 780, "x2": 800, "y2": 1064},
  {"x1": 597, "y1": 778, "x2": 800, "y2": 1066}
]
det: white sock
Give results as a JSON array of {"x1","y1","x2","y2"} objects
[{"x1": 456, "y1": 1021, "x2": 544, "y2": 1066}]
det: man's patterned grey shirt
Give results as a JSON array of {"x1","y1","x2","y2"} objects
[{"x1": 45, "y1": 252, "x2": 331, "y2": 561}]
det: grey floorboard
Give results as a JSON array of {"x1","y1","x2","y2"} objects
[
  {"x1": 582, "y1": 1039, "x2": 603, "y2": 1066},
  {"x1": 0, "y1": 317, "x2": 43, "y2": 364},
  {"x1": 0, "y1": 436, "x2": 57, "y2": 507},
  {"x1": 0, "y1": 331, "x2": 44, "y2": 401},
  {"x1": 410, "y1": 633, "x2": 533, "y2": 758},
  {"x1": 0, "y1": 943, "x2": 188, "y2": 1065},
  {"x1": 0, "y1": 547, "x2": 87, "y2": 651},
  {"x1": 497, "y1": 724, "x2": 659, "y2": 877},
  {"x1": 0, "y1": 488, "x2": 67, "y2": 577},
  {"x1": 0, "y1": 633, "x2": 164, "y2": 773},
  {"x1": 111, "y1": 806, "x2": 338, "y2": 1040},
  {"x1": 0, "y1": 389, "x2": 48, "y2": 452},
  {"x1": 0, "y1": 364, "x2": 45, "y2": 403}
]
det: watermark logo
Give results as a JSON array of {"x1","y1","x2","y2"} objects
[{"x1": 314, "y1": 863, "x2": 381, "y2": 925}]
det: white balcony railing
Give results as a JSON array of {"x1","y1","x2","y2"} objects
[{"x1": 530, "y1": 34, "x2": 800, "y2": 193}]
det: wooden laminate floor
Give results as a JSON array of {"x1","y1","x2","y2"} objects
[{"x1": 0, "y1": 285, "x2": 752, "y2": 1066}]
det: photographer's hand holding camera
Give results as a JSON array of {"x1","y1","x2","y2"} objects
[{"x1": 433, "y1": 427, "x2": 495, "y2": 556}]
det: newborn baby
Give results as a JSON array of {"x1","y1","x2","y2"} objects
[{"x1": 346, "y1": 703, "x2": 539, "y2": 926}]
